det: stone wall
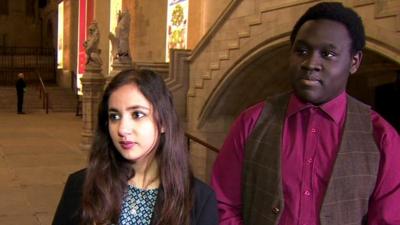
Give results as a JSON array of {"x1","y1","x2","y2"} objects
[
  {"x1": 0, "y1": 0, "x2": 41, "y2": 47},
  {"x1": 186, "y1": 0, "x2": 400, "y2": 181}
]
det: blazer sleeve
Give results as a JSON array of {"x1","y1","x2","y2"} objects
[
  {"x1": 192, "y1": 178, "x2": 219, "y2": 225},
  {"x1": 52, "y1": 169, "x2": 86, "y2": 225}
]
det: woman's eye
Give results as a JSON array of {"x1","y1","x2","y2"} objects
[
  {"x1": 108, "y1": 113, "x2": 120, "y2": 121},
  {"x1": 132, "y1": 111, "x2": 145, "y2": 119}
]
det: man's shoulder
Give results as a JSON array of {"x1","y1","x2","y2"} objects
[
  {"x1": 240, "y1": 101, "x2": 265, "y2": 120},
  {"x1": 371, "y1": 110, "x2": 399, "y2": 138},
  {"x1": 241, "y1": 92, "x2": 292, "y2": 120}
]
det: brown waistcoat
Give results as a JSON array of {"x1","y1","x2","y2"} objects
[{"x1": 243, "y1": 93, "x2": 380, "y2": 225}]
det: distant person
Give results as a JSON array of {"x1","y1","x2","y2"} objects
[
  {"x1": 52, "y1": 69, "x2": 218, "y2": 225},
  {"x1": 16, "y1": 73, "x2": 26, "y2": 114},
  {"x1": 211, "y1": 2, "x2": 400, "y2": 225}
]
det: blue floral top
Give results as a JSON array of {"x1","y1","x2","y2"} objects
[{"x1": 119, "y1": 185, "x2": 159, "y2": 225}]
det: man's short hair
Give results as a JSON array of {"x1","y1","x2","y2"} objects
[{"x1": 290, "y1": 2, "x2": 365, "y2": 54}]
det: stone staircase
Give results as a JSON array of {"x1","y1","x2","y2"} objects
[
  {"x1": 47, "y1": 86, "x2": 78, "y2": 112},
  {"x1": 187, "y1": 0, "x2": 400, "y2": 126},
  {"x1": 0, "y1": 85, "x2": 78, "y2": 113},
  {"x1": 0, "y1": 86, "x2": 44, "y2": 112}
]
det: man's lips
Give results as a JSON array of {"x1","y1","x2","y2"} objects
[
  {"x1": 298, "y1": 75, "x2": 322, "y2": 86},
  {"x1": 119, "y1": 141, "x2": 135, "y2": 150}
]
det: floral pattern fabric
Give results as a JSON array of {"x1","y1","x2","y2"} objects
[{"x1": 119, "y1": 185, "x2": 158, "y2": 225}]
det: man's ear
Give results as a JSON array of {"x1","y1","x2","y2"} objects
[{"x1": 350, "y1": 50, "x2": 363, "y2": 74}]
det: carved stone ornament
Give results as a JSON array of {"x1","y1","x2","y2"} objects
[{"x1": 84, "y1": 22, "x2": 102, "y2": 66}]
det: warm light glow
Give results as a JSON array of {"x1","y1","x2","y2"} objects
[
  {"x1": 166, "y1": 0, "x2": 189, "y2": 62},
  {"x1": 57, "y1": 1, "x2": 64, "y2": 69},
  {"x1": 109, "y1": 0, "x2": 123, "y2": 73}
]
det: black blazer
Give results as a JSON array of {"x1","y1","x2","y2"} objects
[{"x1": 52, "y1": 169, "x2": 218, "y2": 225}]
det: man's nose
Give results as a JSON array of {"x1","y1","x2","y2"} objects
[{"x1": 301, "y1": 52, "x2": 322, "y2": 71}]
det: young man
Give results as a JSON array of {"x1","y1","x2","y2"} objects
[{"x1": 211, "y1": 2, "x2": 400, "y2": 225}]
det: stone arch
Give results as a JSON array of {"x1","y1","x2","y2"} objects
[
  {"x1": 198, "y1": 34, "x2": 400, "y2": 132},
  {"x1": 197, "y1": 34, "x2": 290, "y2": 129},
  {"x1": 186, "y1": 0, "x2": 400, "y2": 182}
]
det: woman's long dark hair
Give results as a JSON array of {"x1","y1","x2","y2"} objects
[{"x1": 81, "y1": 69, "x2": 193, "y2": 225}]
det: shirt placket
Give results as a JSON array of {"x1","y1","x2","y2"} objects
[{"x1": 298, "y1": 107, "x2": 318, "y2": 225}]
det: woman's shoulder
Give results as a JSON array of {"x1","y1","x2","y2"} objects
[
  {"x1": 193, "y1": 178, "x2": 214, "y2": 196},
  {"x1": 192, "y1": 177, "x2": 217, "y2": 208},
  {"x1": 52, "y1": 169, "x2": 86, "y2": 225},
  {"x1": 191, "y1": 178, "x2": 218, "y2": 225},
  {"x1": 64, "y1": 168, "x2": 86, "y2": 191},
  {"x1": 70, "y1": 168, "x2": 86, "y2": 178}
]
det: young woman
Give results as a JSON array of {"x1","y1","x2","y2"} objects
[{"x1": 52, "y1": 69, "x2": 218, "y2": 225}]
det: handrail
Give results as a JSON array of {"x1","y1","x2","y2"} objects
[
  {"x1": 185, "y1": 132, "x2": 219, "y2": 153},
  {"x1": 35, "y1": 71, "x2": 49, "y2": 114}
]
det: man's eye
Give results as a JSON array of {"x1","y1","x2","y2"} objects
[
  {"x1": 295, "y1": 48, "x2": 308, "y2": 55},
  {"x1": 132, "y1": 111, "x2": 145, "y2": 119},
  {"x1": 321, "y1": 50, "x2": 336, "y2": 58},
  {"x1": 108, "y1": 113, "x2": 120, "y2": 121}
]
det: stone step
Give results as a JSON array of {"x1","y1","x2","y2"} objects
[
  {"x1": 47, "y1": 87, "x2": 77, "y2": 112},
  {"x1": 0, "y1": 86, "x2": 78, "y2": 112},
  {"x1": 0, "y1": 87, "x2": 44, "y2": 112}
]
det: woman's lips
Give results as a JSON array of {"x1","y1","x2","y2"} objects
[{"x1": 119, "y1": 141, "x2": 135, "y2": 150}]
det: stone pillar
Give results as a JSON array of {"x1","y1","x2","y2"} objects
[
  {"x1": 80, "y1": 21, "x2": 105, "y2": 151},
  {"x1": 80, "y1": 64, "x2": 105, "y2": 151}
]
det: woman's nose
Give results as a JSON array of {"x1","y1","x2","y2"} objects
[{"x1": 118, "y1": 119, "x2": 133, "y2": 136}]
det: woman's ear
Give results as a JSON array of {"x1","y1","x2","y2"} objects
[{"x1": 160, "y1": 127, "x2": 165, "y2": 134}]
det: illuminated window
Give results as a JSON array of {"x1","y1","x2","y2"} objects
[
  {"x1": 57, "y1": 1, "x2": 64, "y2": 69},
  {"x1": 166, "y1": 0, "x2": 189, "y2": 62},
  {"x1": 109, "y1": 0, "x2": 122, "y2": 73}
]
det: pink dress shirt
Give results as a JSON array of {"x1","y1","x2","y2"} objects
[{"x1": 211, "y1": 92, "x2": 400, "y2": 225}]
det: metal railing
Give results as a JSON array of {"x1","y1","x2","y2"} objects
[
  {"x1": 185, "y1": 132, "x2": 219, "y2": 153},
  {"x1": 0, "y1": 47, "x2": 55, "y2": 85},
  {"x1": 35, "y1": 71, "x2": 49, "y2": 114}
]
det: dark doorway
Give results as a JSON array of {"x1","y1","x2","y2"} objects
[{"x1": 374, "y1": 71, "x2": 400, "y2": 132}]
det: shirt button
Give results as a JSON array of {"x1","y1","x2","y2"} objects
[
  {"x1": 307, "y1": 158, "x2": 313, "y2": 164},
  {"x1": 304, "y1": 190, "x2": 311, "y2": 196},
  {"x1": 311, "y1": 128, "x2": 316, "y2": 133},
  {"x1": 271, "y1": 207, "x2": 280, "y2": 214}
]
